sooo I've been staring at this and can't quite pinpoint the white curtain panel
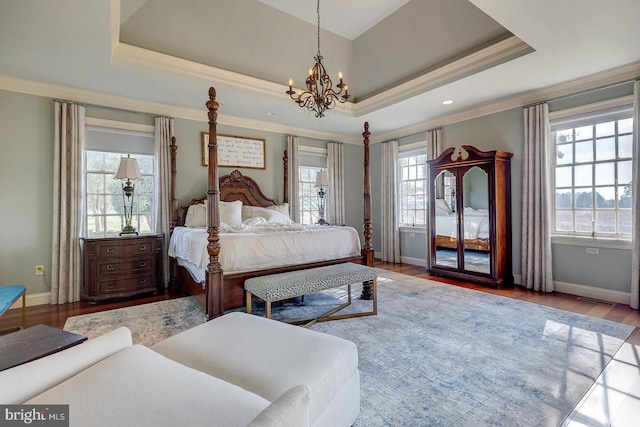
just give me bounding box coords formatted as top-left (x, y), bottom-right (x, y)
top-left (287, 136), bottom-right (301, 223)
top-left (327, 142), bottom-right (345, 225)
top-left (630, 80), bottom-right (640, 309)
top-left (381, 140), bottom-right (400, 262)
top-left (155, 116), bottom-right (174, 286)
top-left (521, 103), bottom-right (554, 292)
top-left (426, 128), bottom-right (442, 268)
top-left (51, 102), bottom-right (86, 304)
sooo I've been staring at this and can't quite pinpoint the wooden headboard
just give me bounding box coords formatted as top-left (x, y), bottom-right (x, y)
top-left (179, 169), bottom-right (277, 224)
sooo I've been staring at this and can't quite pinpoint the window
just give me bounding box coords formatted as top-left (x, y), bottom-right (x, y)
top-left (298, 149), bottom-right (327, 225)
top-left (84, 123), bottom-right (156, 237)
top-left (399, 149), bottom-right (427, 227)
top-left (551, 105), bottom-right (634, 238)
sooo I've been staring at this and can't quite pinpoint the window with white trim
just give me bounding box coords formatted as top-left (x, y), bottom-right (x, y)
top-left (551, 105), bottom-right (634, 238)
top-left (298, 149), bottom-right (327, 225)
top-left (399, 148), bottom-right (427, 227)
top-left (84, 123), bottom-right (156, 237)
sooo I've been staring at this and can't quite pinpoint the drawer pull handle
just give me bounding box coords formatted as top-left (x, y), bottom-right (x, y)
top-left (106, 247), bottom-right (116, 253)
top-left (138, 261), bottom-right (146, 268)
top-left (107, 281), bottom-right (116, 289)
top-left (138, 245), bottom-right (146, 251)
top-left (138, 279), bottom-right (147, 285)
top-left (106, 264), bottom-right (116, 271)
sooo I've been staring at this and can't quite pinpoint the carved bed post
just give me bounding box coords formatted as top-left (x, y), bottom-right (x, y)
top-left (361, 122), bottom-right (375, 300)
top-left (283, 149), bottom-right (289, 203)
top-left (206, 87), bottom-right (224, 319)
top-left (168, 136), bottom-right (179, 288)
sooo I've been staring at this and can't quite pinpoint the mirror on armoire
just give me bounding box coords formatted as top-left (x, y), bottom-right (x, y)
top-left (461, 166), bottom-right (490, 274)
top-left (433, 169), bottom-right (457, 269)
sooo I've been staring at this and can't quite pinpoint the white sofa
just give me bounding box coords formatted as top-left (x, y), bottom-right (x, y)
top-left (0, 312), bottom-right (360, 427)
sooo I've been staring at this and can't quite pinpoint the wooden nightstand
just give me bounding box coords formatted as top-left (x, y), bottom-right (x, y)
top-left (80, 234), bottom-right (164, 302)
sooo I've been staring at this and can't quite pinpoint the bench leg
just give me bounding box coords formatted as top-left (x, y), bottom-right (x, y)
top-left (246, 291), bottom-right (252, 314)
top-left (265, 301), bottom-right (272, 319)
top-left (20, 292), bottom-right (26, 329)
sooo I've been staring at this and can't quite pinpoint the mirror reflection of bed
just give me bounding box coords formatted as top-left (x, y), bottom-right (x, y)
top-left (433, 166), bottom-right (490, 275)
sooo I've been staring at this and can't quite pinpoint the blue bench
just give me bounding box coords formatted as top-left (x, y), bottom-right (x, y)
top-left (0, 285), bottom-right (26, 333)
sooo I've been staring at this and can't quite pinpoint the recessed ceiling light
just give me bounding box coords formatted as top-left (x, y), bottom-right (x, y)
top-left (442, 100), bottom-right (454, 105)
top-left (266, 112), bottom-right (276, 116)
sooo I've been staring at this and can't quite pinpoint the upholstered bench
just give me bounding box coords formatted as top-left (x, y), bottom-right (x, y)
top-left (244, 263), bottom-right (378, 326)
top-left (0, 285), bottom-right (26, 333)
top-left (152, 311), bottom-right (361, 427)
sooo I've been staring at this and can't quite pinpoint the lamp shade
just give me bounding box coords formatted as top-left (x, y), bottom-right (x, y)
top-left (315, 170), bottom-right (329, 188)
top-left (115, 155), bottom-right (142, 180)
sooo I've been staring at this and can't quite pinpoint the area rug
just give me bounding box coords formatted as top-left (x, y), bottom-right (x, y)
top-left (63, 271), bottom-right (634, 427)
top-left (63, 297), bottom-right (208, 346)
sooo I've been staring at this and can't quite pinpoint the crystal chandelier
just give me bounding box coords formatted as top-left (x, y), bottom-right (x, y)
top-left (286, 0), bottom-right (349, 118)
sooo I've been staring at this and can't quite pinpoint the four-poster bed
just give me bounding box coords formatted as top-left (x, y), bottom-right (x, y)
top-left (169, 87), bottom-right (374, 319)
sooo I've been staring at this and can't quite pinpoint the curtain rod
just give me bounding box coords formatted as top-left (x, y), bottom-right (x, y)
top-left (52, 98), bottom-right (169, 119)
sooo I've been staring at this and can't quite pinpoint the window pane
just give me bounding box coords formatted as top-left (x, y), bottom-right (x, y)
top-left (574, 190), bottom-right (592, 208)
top-left (619, 118), bottom-right (633, 134)
top-left (595, 210), bottom-right (615, 233)
top-left (555, 144), bottom-right (572, 165)
top-left (574, 125), bottom-right (593, 140)
top-left (619, 134), bottom-right (633, 158)
top-left (595, 162), bottom-right (615, 186)
top-left (556, 190), bottom-right (572, 208)
top-left (617, 160), bottom-right (632, 185)
top-left (556, 166), bottom-right (572, 187)
top-left (618, 185), bottom-right (632, 208)
top-left (574, 141), bottom-right (593, 163)
top-left (86, 173), bottom-right (104, 193)
top-left (86, 151), bottom-right (104, 171)
top-left (575, 210), bottom-right (592, 232)
top-left (595, 187), bottom-right (615, 208)
top-left (555, 210), bottom-right (573, 231)
top-left (574, 164), bottom-right (592, 187)
top-left (555, 129), bottom-right (573, 143)
top-left (595, 137), bottom-right (615, 161)
top-left (595, 121), bottom-right (615, 137)
top-left (619, 210), bottom-right (632, 235)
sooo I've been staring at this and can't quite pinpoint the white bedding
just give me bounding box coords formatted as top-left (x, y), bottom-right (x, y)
top-left (436, 207), bottom-right (489, 240)
top-left (169, 219), bottom-right (362, 282)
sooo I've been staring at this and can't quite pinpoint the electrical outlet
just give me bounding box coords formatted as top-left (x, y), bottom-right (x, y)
top-left (585, 247), bottom-right (599, 255)
top-left (35, 265), bottom-right (45, 276)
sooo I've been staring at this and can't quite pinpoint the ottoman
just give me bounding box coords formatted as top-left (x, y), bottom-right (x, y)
top-left (152, 312), bottom-right (360, 427)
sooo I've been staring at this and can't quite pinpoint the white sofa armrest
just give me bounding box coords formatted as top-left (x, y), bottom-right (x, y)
top-left (0, 326), bottom-right (132, 403)
top-left (247, 384), bottom-right (311, 427)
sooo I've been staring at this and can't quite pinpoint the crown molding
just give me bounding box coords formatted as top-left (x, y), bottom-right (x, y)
top-left (353, 35), bottom-right (532, 116)
top-left (373, 61), bottom-right (640, 143)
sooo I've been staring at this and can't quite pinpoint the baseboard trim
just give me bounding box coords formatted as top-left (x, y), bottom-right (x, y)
top-left (7, 292), bottom-right (51, 310)
top-left (553, 281), bottom-right (630, 305)
top-left (400, 256), bottom-right (426, 267)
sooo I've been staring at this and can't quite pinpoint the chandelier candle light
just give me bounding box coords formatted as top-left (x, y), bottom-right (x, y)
top-left (286, 0), bottom-right (349, 118)
top-left (315, 170), bottom-right (330, 225)
top-left (115, 154), bottom-right (143, 236)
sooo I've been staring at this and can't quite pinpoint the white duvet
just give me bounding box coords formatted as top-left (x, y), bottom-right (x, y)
top-left (435, 207), bottom-right (490, 240)
top-left (169, 218), bottom-right (362, 282)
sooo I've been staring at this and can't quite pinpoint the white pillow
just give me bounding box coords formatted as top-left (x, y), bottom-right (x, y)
top-left (266, 203), bottom-right (290, 218)
top-left (220, 200), bottom-right (243, 226)
top-left (435, 199), bottom-right (451, 214)
top-left (242, 205), bottom-right (292, 224)
top-left (184, 203), bottom-right (206, 227)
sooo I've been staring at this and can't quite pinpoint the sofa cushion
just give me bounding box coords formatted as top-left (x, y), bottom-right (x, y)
top-left (0, 326), bottom-right (132, 404)
top-left (27, 345), bottom-right (272, 427)
top-left (152, 312), bottom-right (359, 424)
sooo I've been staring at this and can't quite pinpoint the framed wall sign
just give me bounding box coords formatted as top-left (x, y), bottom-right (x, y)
top-left (201, 132), bottom-right (266, 169)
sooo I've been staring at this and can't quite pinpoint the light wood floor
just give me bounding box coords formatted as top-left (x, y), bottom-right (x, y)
top-left (2, 261), bottom-right (638, 426)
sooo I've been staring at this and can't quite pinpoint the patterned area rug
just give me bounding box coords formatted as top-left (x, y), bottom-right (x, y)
top-left (64, 271), bottom-right (634, 426)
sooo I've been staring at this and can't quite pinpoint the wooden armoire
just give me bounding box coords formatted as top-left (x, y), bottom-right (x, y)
top-left (427, 145), bottom-right (513, 288)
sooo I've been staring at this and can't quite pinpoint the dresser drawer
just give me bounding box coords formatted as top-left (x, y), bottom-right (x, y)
top-left (97, 258), bottom-right (153, 276)
top-left (96, 274), bottom-right (155, 295)
top-left (95, 240), bottom-right (153, 258)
